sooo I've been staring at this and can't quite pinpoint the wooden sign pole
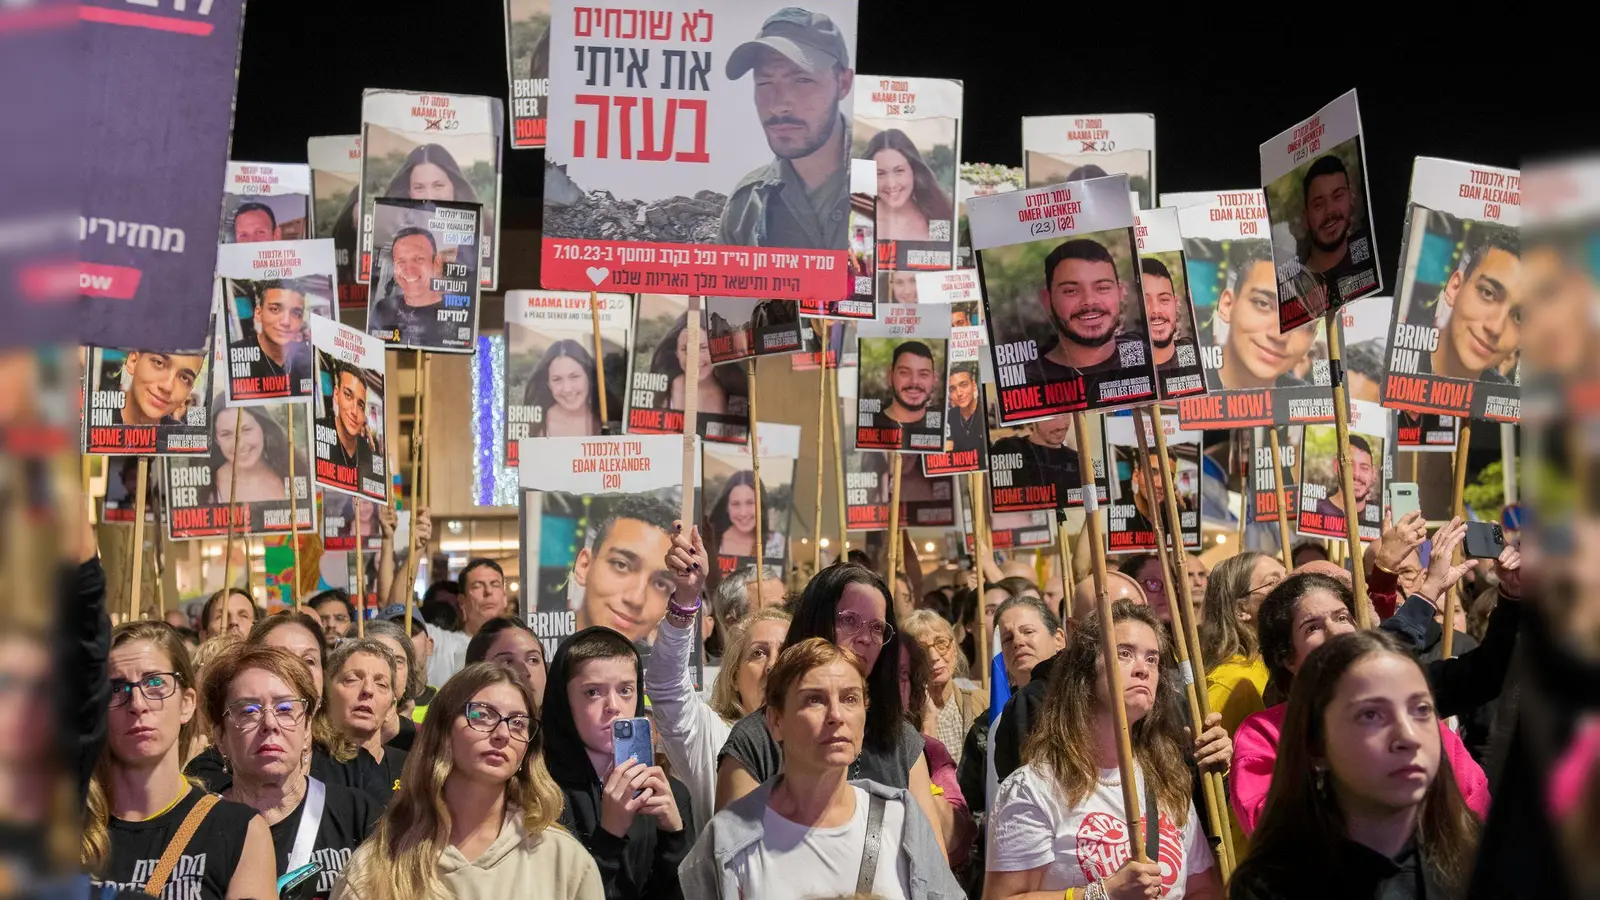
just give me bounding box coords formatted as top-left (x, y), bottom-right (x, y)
top-left (970, 471), bottom-right (991, 688)
top-left (402, 350), bottom-right (426, 613)
top-left (679, 297), bottom-right (701, 528)
top-left (591, 291), bottom-right (610, 432)
top-left (829, 365), bottom-right (846, 553)
top-left (1267, 427), bottom-right (1293, 569)
top-left (129, 457), bottom-right (149, 622)
top-left (886, 452), bottom-right (904, 613)
top-left (1443, 419), bottom-right (1474, 658)
top-left (813, 329), bottom-right (827, 574)
top-left (747, 357), bottom-right (764, 583)
top-left (220, 415), bottom-right (244, 590)
top-left (287, 407), bottom-right (302, 610)
top-left (353, 508), bottom-right (366, 637)
top-left (1325, 312), bottom-right (1370, 627)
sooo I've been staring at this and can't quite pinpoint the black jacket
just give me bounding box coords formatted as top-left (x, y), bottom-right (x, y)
top-left (1231, 837), bottom-right (1453, 900)
top-left (542, 626), bottom-right (693, 900)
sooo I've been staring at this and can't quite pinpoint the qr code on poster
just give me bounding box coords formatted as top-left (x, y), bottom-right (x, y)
top-left (1177, 344), bottom-right (1197, 368)
top-left (929, 219), bottom-right (951, 242)
top-left (1349, 236), bottom-right (1370, 266)
top-left (1312, 359), bottom-right (1330, 383)
top-left (458, 327), bottom-right (472, 340)
top-left (1117, 340), bottom-right (1144, 368)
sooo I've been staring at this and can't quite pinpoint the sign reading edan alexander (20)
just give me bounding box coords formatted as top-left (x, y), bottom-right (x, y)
top-left (541, 1), bottom-right (861, 301)
top-left (80, 0), bottom-right (247, 352)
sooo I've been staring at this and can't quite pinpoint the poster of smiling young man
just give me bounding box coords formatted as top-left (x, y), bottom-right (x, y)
top-left (310, 315), bottom-right (388, 502)
top-left (702, 422), bottom-right (799, 577)
top-left (82, 345), bottom-right (212, 456)
top-left (519, 434), bottom-right (699, 663)
top-left (968, 173), bottom-right (1157, 424)
top-left (855, 304), bottom-right (951, 453)
top-left (836, 369), bottom-right (953, 530)
top-left (221, 162), bottom-right (312, 245)
top-left (1260, 90), bottom-right (1382, 331)
top-left (541, 1), bottom-right (861, 301)
top-left (218, 240), bottom-right (336, 405)
top-left (705, 297), bottom-right (805, 364)
top-left (1102, 410), bottom-right (1200, 555)
top-left (1382, 157), bottom-right (1523, 423)
top-left (307, 135), bottom-right (369, 310)
top-left (1297, 399), bottom-right (1388, 543)
top-left (504, 290), bottom-right (632, 470)
top-left (626, 293), bottom-right (750, 443)
top-left (365, 197), bottom-right (482, 353)
top-left (1135, 206), bottom-right (1206, 400)
top-left (1173, 190), bottom-right (1334, 430)
top-left (854, 75), bottom-right (961, 282)
top-left (359, 89), bottom-right (503, 290)
top-left (1022, 114), bottom-right (1156, 209)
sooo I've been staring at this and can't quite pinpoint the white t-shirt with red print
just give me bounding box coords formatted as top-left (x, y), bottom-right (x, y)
top-left (988, 763), bottom-right (1214, 898)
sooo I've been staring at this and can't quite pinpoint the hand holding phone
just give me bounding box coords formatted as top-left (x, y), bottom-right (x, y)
top-left (1387, 482), bottom-right (1420, 521)
top-left (612, 717), bottom-right (654, 769)
top-left (1463, 522), bottom-right (1507, 560)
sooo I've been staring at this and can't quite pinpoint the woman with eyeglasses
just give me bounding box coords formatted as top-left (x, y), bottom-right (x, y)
top-left (465, 616), bottom-right (548, 706)
top-left (713, 562), bottom-right (948, 856)
top-left (204, 644), bottom-right (378, 900)
top-left (331, 662), bottom-right (602, 900)
top-left (901, 610), bottom-right (985, 767)
top-left (1197, 551), bottom-right (1284, 737)
top-left (84, 622), bottom-right (277, 900)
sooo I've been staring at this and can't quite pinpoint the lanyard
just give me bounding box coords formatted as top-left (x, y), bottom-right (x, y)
top-left (288, 778), bottom-right (326, 872)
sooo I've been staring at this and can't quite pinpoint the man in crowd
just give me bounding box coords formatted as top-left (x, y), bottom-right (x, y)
top-left (720, 8), bottom-right (854, 250)
top-left (311, 590), bottom-right (356, 642)
top-left (231, 201), bottom-right (281, 243)
top-left (115, 351), bottom-right (205, 426)
top-left (1035, 238), bottom-right (1147, 382)
top-left (421, 557), bottom-right (511, 686)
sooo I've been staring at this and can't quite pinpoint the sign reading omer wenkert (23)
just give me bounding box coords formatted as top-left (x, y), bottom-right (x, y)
top-left (541, 0), bottom-right (861, 301)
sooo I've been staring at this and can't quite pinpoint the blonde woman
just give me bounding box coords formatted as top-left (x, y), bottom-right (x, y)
top-left (84, 622), bottom-right (276, 899)
top-left (331, 662), bottom-right (600, 900)
top-left (901, 610), bottom-right (985, 765)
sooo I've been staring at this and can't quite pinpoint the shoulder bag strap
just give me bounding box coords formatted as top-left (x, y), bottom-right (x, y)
top-left (143, 793), bottom-right (220, 898)
top-left (854, 792), bottom-right (888, 896)
top-left (287, 777), bottom-right (327, 872)
top-left (1144, 773), bottom-right (1159, 863)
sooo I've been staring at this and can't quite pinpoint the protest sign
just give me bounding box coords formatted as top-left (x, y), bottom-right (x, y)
top-left (855, 76), bottom-right (961, 284)
top-left (855, 304), bottom-right (951, 453)
top-left (221, 162), bottom-right (311, 244)
top-left (986, 383), bottom-right (1108, 513)
top-left (366, 198), bottom-right (482, 353)
top-left (504, 291), bottom-right (631, 468)
top-left (82, 345), bottom-right (212, 456)
top-left (1103, 411), bottom-right (1200, 555)
top-left (81, 0), bottom-right (247, 351)
top-left (541, 1), bottom-right (861, 300)
top-left (1396, 411), bottom-right (1458, 451)
top-left (791, 320), bottom-right (859, 370)
top-left (359, 89), bottom-right (503, 290)
top-left (702, 422), bottom-right (799, 577)
top-left (915, 267), bottom-right (985, 330)
top-left (1248, 425), bottom-right (1301, 526)
top-left (706, 297), bottom-right (805, 364)
top-left (802, 159), bottom-right (879, 319)
top-left (1382, 157), bottom-right (1522, 422)
top-left (218, 240), bottom-right (335, 405)
top-left (1297, 399), bottom-right (1388, 543)
top-left (1173, 190), bottom-right (1334, 429)
top-left (505, 0), bottom-right (553, 148)
top-left (310, 314), bottom-right (389, 502)
top-left (1260, 90), bottom-right (1382, 330)
top-left (922, 324), bottom-right (988, 476)
top-left (968, 173), bottom-right (1157, 423)
top-left (307, 135), bottom-right (368, 310)
top-left (957, 163), bottom-right (1022, 269)
top-left (323, 494), bottom-right (386, 552)
top-left (102, 456), bottom-right (162, 526)
top-left (1022, 114), bottom-right (1156, 208)
top-left (626, 293), bottom-right (750, 442)
top-left (959, 481), bottom-right (1053, 551)
top-left (1134, 206), bottom-right (1206, 399)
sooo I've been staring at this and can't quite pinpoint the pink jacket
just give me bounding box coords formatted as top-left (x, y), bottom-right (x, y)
top-left (1231, 702), bottom-right (1491, 835)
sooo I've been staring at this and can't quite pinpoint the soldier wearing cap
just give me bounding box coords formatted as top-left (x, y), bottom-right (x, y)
top-left (719, 7), bottom-right (855, 251)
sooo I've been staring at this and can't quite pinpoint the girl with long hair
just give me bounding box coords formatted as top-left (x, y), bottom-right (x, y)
top-left (85, 622), bottom-right (277, 899)
top-left (382, 144), bottom-right (479, 206)
top-left (1197, 551), bottom-right (1284, 736)
top-left (651, 313), bottom-right (742, 416)
top-left (986, 601), bottom-right (1225, 900)
top-left (523, 339), bottom-right (613, 438)
top-left (205, 644), bottom-right (379, 898)
top-left (465, 616), bottom-right (549, 707)
top-left (707, 469), bottom-right (782, 561)
top-left (207, 397), bottom-right (309, 505)
top-left (713, 562), bottom-right (946, 856)
top-left (1231, 630), bottom-right (1480, 899)
top-left (865, 128), bottom-right (955, 244)
top-left (331, 663), bottom-right (600, 900)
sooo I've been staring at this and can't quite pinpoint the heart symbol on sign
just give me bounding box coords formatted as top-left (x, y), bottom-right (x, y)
top-left (585, 266), bottom-right (610, 286)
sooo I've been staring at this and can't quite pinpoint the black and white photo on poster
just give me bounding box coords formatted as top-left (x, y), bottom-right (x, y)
top-left (218, 240), bottom-right (335, 405)
top-left (1260, 90), bottom-right (1382, 330)
top-left (310, 314), bottom-right (388, 503)
top-left (968, 173), bottom-right (1156, 423)
top-left (1381, 157), bottom-right (1522, 423)
top-left (359, 89), bottom-right (502, 289)
top-left (855, 303), bottom-right (951, 453)
top-left (1022, 114), bottom-right (1155, 209)
top-left (504, 291), bottom-right (631, 469)
top-left (366, 198), bottom-right (482, 353)
top-left (701, 422), bottom-right (799, 577)
top-left (221, 161), bottom-right (311, 244)
top-left (307, 135), bottom-right (369, 310)
top-left (625, 293), bottom-right (749, 443)
top-left (1102, 409), bottom-right (1199, 556)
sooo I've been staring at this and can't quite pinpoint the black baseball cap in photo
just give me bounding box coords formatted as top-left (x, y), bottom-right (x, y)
top-left (381, 603), bottom-right (427, 629)
top-left (726, 7), bottom-right (850, 79)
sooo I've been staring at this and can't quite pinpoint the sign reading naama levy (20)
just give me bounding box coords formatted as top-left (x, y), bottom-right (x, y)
top-left (542, 1), bottom-right (860, 301)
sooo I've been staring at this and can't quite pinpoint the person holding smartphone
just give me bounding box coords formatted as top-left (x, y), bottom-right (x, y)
top-left (540, 627), bottom-right (693, 900)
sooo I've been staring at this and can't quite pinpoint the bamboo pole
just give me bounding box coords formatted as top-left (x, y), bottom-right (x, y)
top-left (1235, 432), bottom-right (1249, 548)
top-left (679, 297), bottom-right (701, 527)
top-left (813, 324), bottom-right (827, 574)
top-left (1268, 427), bottom-right (1293, 569)
top-left (129, 457), bottom-right (149, 622)
top-left (287, 406), bottom-right (303, 610)
top-left (220, 412), bottom-right (244, 591)
top-left (1144, 407), bottom-right (1235, 878)
top-left (886, 452), bottom-right (904, 592)
top-left (421, 352), bottom-right (434, 512)
top-left (402, 349), bottom-right (425, 612)
top-left (1443, 419), bottom-right (1473, 658)
top-left (591, 291), bottom-right (610, 432)
top-left (970, 471), bottom-right (991, 689)
top-left (830, 365), bottom-right (846, 553)
top-left (1072, 411), bottom-right (1144, 860)
top-left (354, 505), bottom-right (366, 637)
top-left (1325, 312), bottom-right (1370, 628)
top-left (747, 357), bottom-right (763, 584)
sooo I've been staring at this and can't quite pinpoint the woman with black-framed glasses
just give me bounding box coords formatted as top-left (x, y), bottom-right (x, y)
top-left (203, 644), bottom-right (378, 900)
top-left (331, 662), bottom-right (601, 900)
top-left (711, 562), bottom-right (947, 857)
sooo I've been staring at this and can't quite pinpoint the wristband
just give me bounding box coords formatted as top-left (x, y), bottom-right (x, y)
top-left (666, 592), bottom-right (701, 620)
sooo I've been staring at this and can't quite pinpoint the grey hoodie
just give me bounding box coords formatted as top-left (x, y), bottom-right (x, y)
top-left (678, 777), bottom-right (964, 900)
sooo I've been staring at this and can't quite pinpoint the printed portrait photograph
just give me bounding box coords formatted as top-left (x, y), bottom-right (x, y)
top-left (702, 442), bottom-right (794, 567)
top-left (224, 274), bottom-right (333, 398)
top-left (506, 315), bottom-right (628, 443)
top-left (1024, 151), bottom-right (1152, 210)
top-left (852, 116), bottom-right (957, 250)
top-left (1392, 210), bottom-right (1523, 387)
top-left (221, 192), bottom-right (309, 244)
top-left (1183, 236), bottom-right (1329, 393)
top-left (856, 336), bottom-right (948, 452)
top-left (1264, 137), bottom-right (1377, 322)
top-left (363, 125), bottom-right (497, 276)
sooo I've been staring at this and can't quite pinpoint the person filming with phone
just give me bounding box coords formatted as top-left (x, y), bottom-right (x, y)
top-left (540, 626), bottom-right (692, 900)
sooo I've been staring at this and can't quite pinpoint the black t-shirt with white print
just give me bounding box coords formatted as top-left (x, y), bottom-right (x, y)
top-left (94, 785), bottom-right (256, 900)
top-left (268, 780), bottom-right (381, 900)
